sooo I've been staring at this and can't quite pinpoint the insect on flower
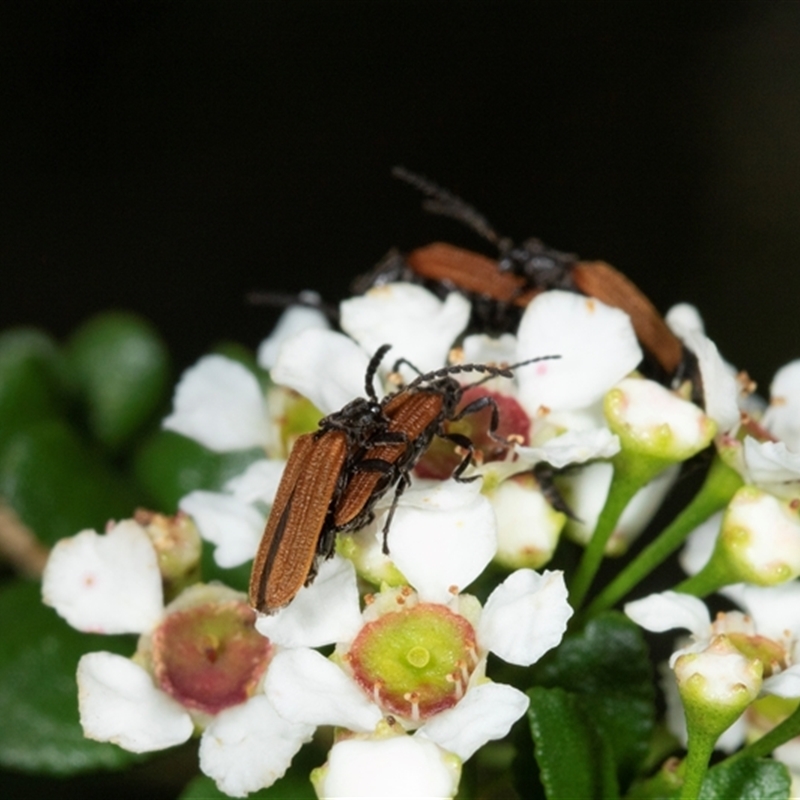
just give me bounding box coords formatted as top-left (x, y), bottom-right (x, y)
top-left (354, 167), bottom-right (687, 383)
top-left (249, 345), bottom-right (559, 615)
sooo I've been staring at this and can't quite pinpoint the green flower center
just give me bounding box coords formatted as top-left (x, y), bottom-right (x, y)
top-left (347, 603), bottom-right (478, 722)
top-left (151, 600), bottom-right (271, 715)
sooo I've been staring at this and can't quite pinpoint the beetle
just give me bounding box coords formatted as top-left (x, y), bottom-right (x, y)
top-left (249, 345), bottom-right (558, 614)
top-left (355, 167), bottom-right (687, 383)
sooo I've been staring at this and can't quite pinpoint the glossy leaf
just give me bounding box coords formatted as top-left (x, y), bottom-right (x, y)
top-left (0, 580), bottom-right (141, 774)
top-left (66, 311), bottom-right (170, 452)
top-left (528, 685), bottom-right (619, 800)
top-left (0, 419), bottom-right (141, 546)
top-left (530, 612), bottom-right (655, 787)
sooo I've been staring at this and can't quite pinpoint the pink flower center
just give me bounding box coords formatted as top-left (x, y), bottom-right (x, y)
top-left (151, 600), bottom-right (271, 715)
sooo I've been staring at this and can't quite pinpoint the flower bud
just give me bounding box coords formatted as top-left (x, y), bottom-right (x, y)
top-left (713, 486), bottom-right (800, 586)
top-left (604, 377), bottom-right (716, 464)
top-left (674, 634), bottom-right (762, 739)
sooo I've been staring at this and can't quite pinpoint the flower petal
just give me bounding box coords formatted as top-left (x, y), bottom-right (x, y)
top-left (384, 480), bottom-right (496, 603)
top-left (478, 569), bottom-right (572, 665)
top-left (624, 591), bottom-right (711, 637)
top-left (461, 333), bottom-right (518, 366)
top-left (667, 306), bottom-right (740, 433)
top-left (318, 735), bottom-right (461, 799)
top-left (722, 580), bottom-right (800, 643)
top-left (340, 283), bottom-right (470, 377)
top-left (199, 694), bottom-right (314, 797)
top-left (77, 652), bottom-right (192, 752)
top-left (270, 328), bottom-right (373, 414)
top-left (679, 512), bottom-right (722, 576)
top-left (225, 458), bottom-right (287, 505)
top-left (763, 360), bottom-right (800, 451)
top-left (256, 296), bottom-right (331, 370)
top-left (743, 438), bottom-right (800, 486)
top-left (42, 521), bottom-right (163, 634)
top-left (255, 556), bottom-right (363, 648)
top-left (517, 427), bottom-right (620, 469)
top-left (163, 355), bottom-right (269, 451)
top-left (179, 490), bottom-right (265, 568)
top-left (515, 291), bottom-right (642, 411)
top-left (417, 682), bottom-right (529, 761)
top-left (264, 648), bottom-right (382, 732)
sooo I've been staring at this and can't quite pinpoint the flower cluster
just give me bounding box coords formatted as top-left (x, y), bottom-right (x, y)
top-left (40, 235), bottom-right (800, 798)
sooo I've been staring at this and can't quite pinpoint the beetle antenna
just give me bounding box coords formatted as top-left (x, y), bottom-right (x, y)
top-left (366, 344), bottom-right (392, 402)
top-left (392, 166), bottom-right (502, 247)
top-left (404, 354), bottom-right (560, 390)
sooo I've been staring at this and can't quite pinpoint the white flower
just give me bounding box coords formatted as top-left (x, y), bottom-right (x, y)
top-left (42, 521), bottom-right (314, 797)
top-left (626, 589), bottom-right (800, 702)
top-left (179, 459), bottom-right (284, 569)
top-left (261, 558), bottom-right (572, 763)
top-left (163, 355), bottom-right (270, 452)
top-left (256, 295), bottom-right (331, 370)
top-left (340, 282), bottom-right (472, 378)
top-left (762, 360), bottom-right (800, 452)
top-left (313, 733), bottom-right (461, 799)
top-left (666, 303), bottom-right (741, 432)
top-left (514, 290), bottom-right (643, 412)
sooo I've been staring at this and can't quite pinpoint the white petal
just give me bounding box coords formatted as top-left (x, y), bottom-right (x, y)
top-left (225, 459), bottom-right (287, 505)
top-left (163, 355), bottom-right (269, 451)
top-left (264, 649), bottom-right (382, 732)
top-left (515, 291), bottom-right (642, 411)
top-left (490, 479), bottom-right (564, 570)
top-left (256, 296), bottom-right (331, 370)
top-left (722, 581), bottom-right (800, 643)
top-left (417, 682), bottom-right (529, 761)
top-left (743, 438), bottom-right (800, 485)
top-left (624, 591), bottom-right (711, 637)
top-left (478, 569), bottom-right (572, 665)
top-left (271, 328), bottom-right (373, 414)
top-left (460, 333), bottom-right (518, 366)
top-left (77, 652), bottom-right (192, 752)
top-left (517, 427), bottom-right (620, 469)
top-left (340, 283), bottom-right (470, 377)
top-left (763, 360), bottom-right (800, 451)
top-left (179, 491), bottom-right (265, 568)
top-left (665, 321), bottom-right (740, 433)
top-left (666, 303), bottom-right (706, 338)
top-left (763, 664), bottom-right (800, 698)
top-left (42, 521), bottom-right (163, 634)
top-left (319, 735), bottom-right (461, 799)
top-left (199, 694), bottom-right (314, 798)
top-left (679, 512), bottom-right (723, 576)
top-left (255, 557), bottom-right (363, 648)
top-left (384, 480), bottom-right (496, 603)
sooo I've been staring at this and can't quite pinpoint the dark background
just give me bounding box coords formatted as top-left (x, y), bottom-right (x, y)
top-left (3, 1), bottom-right (800, 391)
top-left (2, 3), bottom-right (800, 797)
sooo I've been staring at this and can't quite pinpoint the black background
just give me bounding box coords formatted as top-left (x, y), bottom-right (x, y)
top-left (3, 3), bottom-right (800, 797)
top-left (3, 1), bottom-right (800, 391)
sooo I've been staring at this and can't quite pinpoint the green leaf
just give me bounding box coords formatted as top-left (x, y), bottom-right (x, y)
top-left (0, 328), bottom-right (70, 456)
top-left (0, 418), bottom-right (141, 546)
top-left (699, 756), bottom-right (790, 800)
top-left (0, 580), bottom-right (141, 775)
top-left (528, 685), bottom-right (619, 800)
top-left (179, 770), bottom-right (316, 799)
top-left (66, 311), bottom-right (170, 452)
top-left (531, 612), bottom-right (656, 787)
top-left (132, 429), bottom-right (264, 514)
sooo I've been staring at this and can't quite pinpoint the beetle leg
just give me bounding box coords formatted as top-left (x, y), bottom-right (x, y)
top-left (439, 432), bottom-right (481, 483)
top-left (380, 471), bottom-right (412, 554)
top-left (391, 357), bottom-right (423, 378)
top-left (452, 394), bottom-right (504, 442)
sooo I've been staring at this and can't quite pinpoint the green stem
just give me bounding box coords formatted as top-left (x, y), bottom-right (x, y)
top-left (583, 457), bottom-right (741, 618)
top-left (672, 564), bottom-right (729, 598)
top-left (728, 703), bottom-right (800, 763)
top-left (569, 469), bottom-right (641, 610)
top-left (679, 726), bottom-right (717, 800)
